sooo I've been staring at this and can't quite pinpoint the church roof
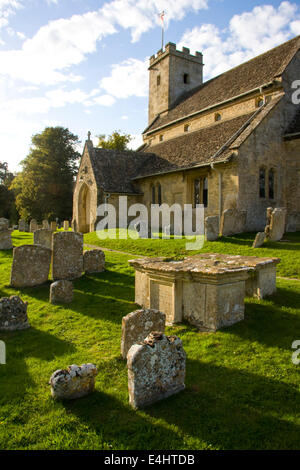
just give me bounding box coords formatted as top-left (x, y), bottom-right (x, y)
top-left (145, 35), bottom-right (300, 135)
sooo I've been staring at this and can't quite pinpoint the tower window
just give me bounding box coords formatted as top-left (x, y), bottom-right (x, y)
top-left (259, 168), bottom-right (266, 198)
top-left (184, 124), bottom-right (190, 132)
top-left (256, 97), bottom-right (264, 108)
top-left (215, 113), bottom-right (221, 122)
top-left (183, 73), bottom-right (190, 84)
top-left (157, 75), bottom-right (161, 86)
top-left (159, 134), bottom-right (164, 142)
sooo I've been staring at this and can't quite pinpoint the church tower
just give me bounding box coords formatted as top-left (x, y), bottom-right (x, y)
top-left (148, 42), bottom-right (204, 125)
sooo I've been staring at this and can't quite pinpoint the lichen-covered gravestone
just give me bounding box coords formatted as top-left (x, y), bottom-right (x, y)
top-left (42, 220), bottom-right (50, 230)
top-left (121, 309), bottom-right (166, 359)
top-left (0, 296), bottom-right (30, 331)
top-left (18, 219), bottom-right (28, 232)
top-left (52, 232), bottom-right (83, 280)
top-left (50, 280), bottom-right (73, 304)
top-left (63, 220), bottom-right (69, 230)
top-left (0, 218), bottom-right (9, 231)
top-left (0, 218), bottom-right (12, 250)
top-left (34, 229), bottom-right (53, 250)
top-left (29, 219), bottom-right (38, 232)
top-left (50, 221), bottom-right (57, 231)
top-left (205, 215), bottom-right (219, 241)
top-left (49, 364), bottom-right (98, 399)
top-left (268, 208), bottom-right (287, 241)
top-left (83, 249), bottom-right (105, 274)
top-left (127, 332), bottom-right (186, 408)
top-left (10, 245), bottom-right (51, 287)
top-left (220, 209), bottom-right (247, 236)
top-left (252, 232), bottom-right (265, 248)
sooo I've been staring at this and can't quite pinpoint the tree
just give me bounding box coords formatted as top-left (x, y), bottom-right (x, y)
top-left (0, 161), bottom-right (17, 222)
top-left (10, 127), bottom-right (80, 221)
top-left (97, 130), bottom-right (132, 150)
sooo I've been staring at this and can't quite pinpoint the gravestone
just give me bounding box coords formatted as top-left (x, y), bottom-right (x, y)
top-left (34, 229), bottom-right (53, 250)
top-left (268, 208), bottom-right (287, 241)
top-left (205, 215), bottom-right (219, 241)
top-left (0, 218), bottom-right (9, 231)
top-left (18, 219), bottom-right (28, 232)
top-left (252, 232), bottom-right (265, 248)
top-left (83, 249), bottom-right (105, 274)
top-left (50, 280), bottom-right (73, 304)
top-left (127, 332), bottom-right (186, 408)
top-left (52, 231), bottom-right (83, 280)
top-left (49, 364), bottom-right (98, 400)
top-left (0, 296), bottom-right (30, 331)
top-left (29, 219), bottom-right (38, 232)
top-left (10, 245), bottom-right (51, 287)
top-left (121, 309), bottom-right (166, 359)
top-left (220, 209), bottom-right (247, 236)
top-left (50, 221), bottom-right (57, 231)
top-left (63, 220), bottom-right (69, 230)
top-left (0, 229), bottom-right (13, 250)
top-left (42, 220), bottom-right (50, 230)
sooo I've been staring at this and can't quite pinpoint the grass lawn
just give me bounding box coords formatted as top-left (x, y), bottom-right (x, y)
top-left (0, 231), bottom-right (299, 450)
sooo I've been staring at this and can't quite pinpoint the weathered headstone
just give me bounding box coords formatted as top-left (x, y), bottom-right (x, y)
top-left (121, 309), bottom-right (166, 359)
top-left (50, 221), bottom-right (57, 231)
top-left (0, 296), bottom-right (30, 331)
top-left (52, 231), bottom-right (83, 280)
top-left (252, 232), bottom-right (265, 248)
top-left (50, 280), bottom-right (73, 304)
top-left (205, 215), bottom-right (219, 241)
top-left (0, 229), bottom-right (13, 249)
top-left (42, 220), bottom-right (50, 229)
top-left (63, 220), bottom-right (69, 231)
top-left (268, 208), bottom-right (287, 241)
top-left (220, 209), bottom-right (247, 236)
top-left (49, 364), bottom-right (98, 400)
top-left (34, 229), bottom-right (53, 250)
top-left (83, 249), bottom-right (105, 274)
top-left (10, 245), bottom-right (51, 287)
top-left (127, 332), bottom-right (186, 409)
top-left (18, 219), bottom-right (28, 232)
top-left (0, 218), bottom-right (9, 231)
top-left (29, 219), bottom-right (38, 232)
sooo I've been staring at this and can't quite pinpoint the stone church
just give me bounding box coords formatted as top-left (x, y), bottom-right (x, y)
top-left (73, 35), bottom-right (300, 234)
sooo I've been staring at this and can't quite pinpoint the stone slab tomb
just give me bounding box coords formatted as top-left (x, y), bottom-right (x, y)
top-left (52, 231), bottom-right (83, 280)
top-left (205, 215), bottom-right (219, 241)
top-left (50, 280), bottom-right (73, 304)
top-left (49, 364), bottom-right (98, 400)
top-left (10, 245), bottom-right (51, 288)
top-left (121, 309), bottom-right (166, 359)
top-left (129, 253), bottom-right (280, 331)
top-left (34, 229), bottom-right (53, 250)
top-left (0, 296), bottom-right (30, 331)
top-left (127, 332), bottom-right (186, 409)
top-left (83, 249), bottom-right (105, 274)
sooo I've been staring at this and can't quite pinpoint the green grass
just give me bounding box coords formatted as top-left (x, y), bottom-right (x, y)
top-left (85, 230), bottom-right (300, 278)
top-left (0, 231), bottom-right (299, 449)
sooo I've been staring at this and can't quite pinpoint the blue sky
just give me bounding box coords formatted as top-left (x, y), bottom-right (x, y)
top-left (0, 0), bottom-right (299, 171)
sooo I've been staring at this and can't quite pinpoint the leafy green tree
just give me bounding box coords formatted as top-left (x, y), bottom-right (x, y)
top-left (0, 161), bottom-right (17, 222)
top-left (10, 127), bottom-right (80, 221)
top-left (97, 130), bottom-right (132, 150)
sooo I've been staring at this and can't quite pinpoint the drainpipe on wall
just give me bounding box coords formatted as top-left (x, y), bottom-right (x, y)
top-left (210, 162), bottom-right (222, 234)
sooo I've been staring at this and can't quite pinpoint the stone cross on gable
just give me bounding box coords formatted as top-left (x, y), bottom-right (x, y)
top-left (87, 131), bottom-right (91, 141)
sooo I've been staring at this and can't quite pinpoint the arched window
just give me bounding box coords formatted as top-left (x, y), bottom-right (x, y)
top-left (259, 168), bottom-right (266, 198)
top-left (268, 169), bottom-right (275, 199)
top-left (184, 124), bottom-right (190, 132)
top-left (157, 183), bottom-right (162, 205)
top-left (151, 185), bottom-right (156, 204)
top-left (194, 179), bottom-right (200, 207)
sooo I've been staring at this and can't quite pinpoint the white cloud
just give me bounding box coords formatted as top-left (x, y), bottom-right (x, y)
top-left (0, 0), bottom-right (22, 42)
top-left (178, 1), bottom-right (300, 79)
top-left (128, 133), bottom-right (144, 150)
top-left (100, 58), bottom-right (148, 98)
top-left (92, 94), bottom-right (116, 106)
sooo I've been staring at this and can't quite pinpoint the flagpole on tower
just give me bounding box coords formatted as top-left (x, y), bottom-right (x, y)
top-left (160, 11), bottom-right (165, 50)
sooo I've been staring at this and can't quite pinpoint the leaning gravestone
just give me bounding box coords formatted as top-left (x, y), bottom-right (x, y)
top-left (252, 232), bottom-right (265, 248)
top-left (268, 208), bottom-right (287, 241)
top-left (10, 245), bottom-right (51, 287)
top-left (220, 209), bottom-right (247, 236)
top-left (0, 296), bottom-right (30, 331)
top-left (52, 231), bottom-right (83, 280)
top-left (34, 229), bottom-right (53, 250)
top-left (127, 332), bottom-right (186, 408)
top-left (29, 219), bottom-right (38, 232)
top-left (49, 364), bottom-right (98, 400)
top-left (83, 249), bottom-right (105, 274)
top-left (50, 280), bottom-right (73, 304)
top-left (205, 215), bottom-right (219, 241)
top-left (121, 309), bottom-right (166, 360)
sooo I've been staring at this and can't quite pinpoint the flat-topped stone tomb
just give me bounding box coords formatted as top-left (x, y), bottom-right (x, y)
top-left (129, 253), bottom-right (280, 331)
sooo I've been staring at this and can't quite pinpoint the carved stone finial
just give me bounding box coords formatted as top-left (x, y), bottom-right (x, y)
top-left (87, 131), bottom-right (91, 141)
